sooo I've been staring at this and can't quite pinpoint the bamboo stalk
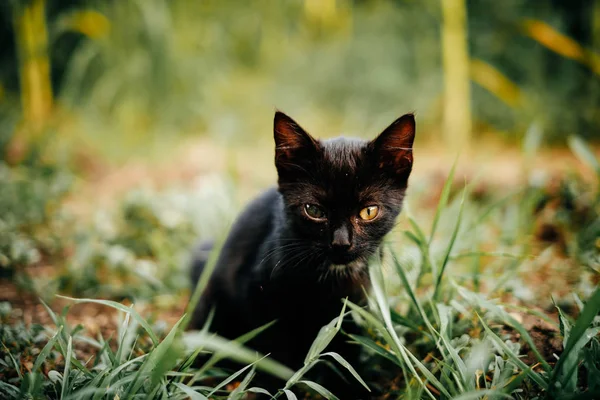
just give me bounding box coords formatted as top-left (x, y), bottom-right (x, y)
top-left (13, 0), bottom-right (53, 131)
top-left (441, 0), bottom-right (471, 151)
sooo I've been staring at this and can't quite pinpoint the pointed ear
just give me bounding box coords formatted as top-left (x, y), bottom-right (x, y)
top-left (369, 113), bottom-right (415, 180)
top-left (274, 111), bottom-right (319, 172)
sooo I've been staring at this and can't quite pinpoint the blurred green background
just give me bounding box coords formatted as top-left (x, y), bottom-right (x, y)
top-left (1, 0), bottom-right (599, 163)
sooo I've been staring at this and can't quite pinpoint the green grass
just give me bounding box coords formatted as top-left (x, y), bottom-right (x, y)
top-left (1, 114), bottom-right (600, 400)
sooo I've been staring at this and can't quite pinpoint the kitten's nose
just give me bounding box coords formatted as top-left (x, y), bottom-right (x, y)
top-left (331, 226), bottom-right (351, 250)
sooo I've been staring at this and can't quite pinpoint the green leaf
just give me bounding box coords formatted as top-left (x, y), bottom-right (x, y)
top-left (60, 336), bottom-right (73, 399)
top-left (322, 352), bottom-right (370, 391)
top-left (229, 366), bottom-right (257, 400)
top-left (478, 314), bottom-right (548, 390)
top-left (208, 356), bottom-right (265, 396)
top-left (0, 381), bottom-right (20, 398)
top-left (1, 342), bottom-right (22, 380)
top-left (184, 234), bottom-right (227, 331)
top-left (369, 260), bottom-right (450, 399)
top-left (32, 326), bottom-right (63, 372)
top-left (124, 314), bottom-right (186, 398)
top-left (299, 380), bottom-right (339, 400)
top-left (568, 135), bottom-right (600, 175)
top-left (433, 185), bottom-right (466, 301)
top-left (451, 389), bottom-right (513, 400)
top-left (56, 295), bottom-right (159, 345)
top-left (283, 389), bottom-right (298, 400)
top-left (304, 299), bottom-right (347, 364)
top-left (183, 332), bottom-right (294, 381)
top-left (348, 334), bottom-right (400, 366)
top-left (552, 287), bottom-right (600, 390)
top-left (429, 158), bottom-right (458, 245)
top-left (246, 387), bottom-right (274, 398)
top-left (458, 285), bottom-right (551, 372)
top-left (173, 382), bottom-right (208, 400)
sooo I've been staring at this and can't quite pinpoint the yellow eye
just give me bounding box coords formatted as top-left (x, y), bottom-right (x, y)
top-left (304, 204), bottom-right (326, 220)
top-left (359, 206), bottom-right (379, 221)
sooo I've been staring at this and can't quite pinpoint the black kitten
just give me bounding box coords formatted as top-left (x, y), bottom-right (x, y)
top-left (189, 111), bottom-right (415, 396)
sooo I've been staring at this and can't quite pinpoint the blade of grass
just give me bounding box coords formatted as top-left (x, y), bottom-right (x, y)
top-left (304, 299), bottom-right (348, 364)
top-left (451, 389), bottom-right (513, 400)
top-left (32, 326), bottom-right (63, 372)
top-left (1, 342), bottom-right (22, 380)
top-left (429, 158), bottom-right (458, 245)
top-left (188, 320), bottom-right (277, 385)
top-left (568, 135), bottom-right (600, 176)
top-left (56, 296), bottom-right (159, 346)
top-left (347, 334), bottom-right (401, 366)
top-left (183, 332), bottom-right (294, 381)
top-left (299, 380), bottom-right (339, 400)
top-left (322, 352), bottom-right (370, 391)
top-left (183, 234), bottom-right (227, 330)
top-left (433, 185), bottom-right (466, 302)
top-left (125, 314), bottom-right (186, 398)
top-left (552, 287), bottom-right (600, 386)
top-left (457, 285), bottom-right (552, 372)
top-left (208, 356), bottom-right (265, 397)
top-left (478, 314), bottom-right (548, 390)
top-left (369, 261), bottom-right (451, 398)
top-left (229, 366), bottom-right (256, 400)
top-left (60, 336), bottom-right (73, 400)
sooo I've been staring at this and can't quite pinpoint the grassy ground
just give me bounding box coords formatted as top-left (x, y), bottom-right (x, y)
top-left (1, 135), bottom-right (599, 399)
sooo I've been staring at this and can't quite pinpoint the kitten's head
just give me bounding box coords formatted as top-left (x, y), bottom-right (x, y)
top-left (273, 111), bottom-right (415, 277)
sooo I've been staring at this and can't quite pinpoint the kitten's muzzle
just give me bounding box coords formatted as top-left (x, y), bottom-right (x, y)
top-left (329, 246), bottom-right (359, 265)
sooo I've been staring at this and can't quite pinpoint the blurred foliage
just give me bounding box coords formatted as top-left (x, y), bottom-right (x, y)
top-left (0, 128), bottom-right (72, 276)
top-left (0, 0), bottom-right (598, 159)
top-left (58, 177), bottom-right (236, 299)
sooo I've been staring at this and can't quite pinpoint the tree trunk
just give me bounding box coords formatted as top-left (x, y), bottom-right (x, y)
top-left (441, 0), bottom-right (471, 151)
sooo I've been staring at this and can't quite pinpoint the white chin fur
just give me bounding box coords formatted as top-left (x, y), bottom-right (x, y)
top-left (329, 259), bottom-right (365, 272)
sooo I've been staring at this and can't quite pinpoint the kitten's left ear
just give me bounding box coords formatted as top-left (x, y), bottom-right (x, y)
top-left (370, 113), bottom-right (415, 180)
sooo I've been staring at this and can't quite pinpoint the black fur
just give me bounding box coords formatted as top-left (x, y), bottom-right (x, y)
top-left (188, 111), bottom-right (415, 397)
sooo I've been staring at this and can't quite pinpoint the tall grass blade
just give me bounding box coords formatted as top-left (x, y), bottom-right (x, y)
top-left (229, 366), bottom-right (256, 400)
top-left (348, 334), bottom-right (401, 366)
top-left (429, 158), bottom-right (458, 245)
top-left (207, 357), bottom-right (264, 397)
top-left (183, 333), bottom-right (294, 381)
top-left (322, 352), bottom-right (369, 391)
top-left (184, 234), bottom-right (227, 330)
top-left (32, 326), bottom-right (63, 372)
top-left (369, 259), bottom-right (450, 398)
top-left (451, 389), bottom-right (513, 400)
top-left (299, 380), bottom-right (339, 400)
top-left (60, 336), bottom-right (73, 399)
top-left (457, 285), bottom-right (551, 372)
top-left (283, 389), bottom-right (299, 400)
top-left (568, 135), bottom-right (600, 176)
top-left (553, 292), bottom-right (600, 393)
top-left (478, 314), bottom-right (548, 390)
top-left (433, 185), bottom-right (466, 301)
top-left (304, 299), bottom-right (347, 364)
top-left (174, 382), bottom-right (208, 400)
top-left (56, 296), bottom-right (159, 345)
top-left (189, 320), bottom-right (276, 385)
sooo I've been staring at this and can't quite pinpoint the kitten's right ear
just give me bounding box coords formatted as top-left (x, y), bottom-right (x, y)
top-left (274, 111), bottom-right (319, 168)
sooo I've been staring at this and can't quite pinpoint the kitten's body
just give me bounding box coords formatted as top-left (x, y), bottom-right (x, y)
top-left (189, 112), bottom-right (415, 394)
top-left (190, 187), bottom-right (369, 367)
